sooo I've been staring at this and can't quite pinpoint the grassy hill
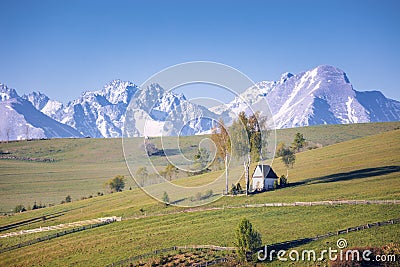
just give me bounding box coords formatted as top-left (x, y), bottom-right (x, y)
top-left (275, 121), bottom-right (400, 146)
top-left (0, 123), bottom-right (399, 266)
top-left (0, 122), bottom-right (399, 212)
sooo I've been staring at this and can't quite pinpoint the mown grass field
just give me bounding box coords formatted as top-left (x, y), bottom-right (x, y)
top-left (1, 205), bottom-right (399, 266)
top-left (0, 122), bottom-right (399, 266)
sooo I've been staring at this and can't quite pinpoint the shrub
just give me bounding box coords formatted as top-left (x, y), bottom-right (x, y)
top-left (279, 175), bottom-right (288, 187)
top-left (105, 175), bottom-right (126, 192)
top-left (14, 204), bottom-right (26, 213)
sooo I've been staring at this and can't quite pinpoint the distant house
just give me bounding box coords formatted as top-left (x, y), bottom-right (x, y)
top-left (251, 165), bottom-right (278, 191)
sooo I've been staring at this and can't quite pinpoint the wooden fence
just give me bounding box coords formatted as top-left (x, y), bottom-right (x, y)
top-left (175, 245), bottom-right (236, 251)
top-left (0, 220), bottom-right (113, 254)
top-left (261, 217), bottom-right (400, 252)
top-left (0, 155), bottom-right (55, 162)
top-left (239, 199), bottom-right (400, 208)
top-left (107, 217), bottom-right (399, 266)
top-left (0, 216), bottom-right (121, 238)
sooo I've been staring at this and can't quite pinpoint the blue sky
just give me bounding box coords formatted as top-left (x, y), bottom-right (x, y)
top-left (0, 0), bottom-right (399, 103)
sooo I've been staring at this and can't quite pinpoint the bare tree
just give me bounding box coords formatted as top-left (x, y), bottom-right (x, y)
top-left (135, 166), bottom-right (148, 186)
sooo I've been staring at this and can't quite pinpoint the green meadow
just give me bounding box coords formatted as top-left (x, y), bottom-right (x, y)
top-left (0, 122), bottom-right (399, 266)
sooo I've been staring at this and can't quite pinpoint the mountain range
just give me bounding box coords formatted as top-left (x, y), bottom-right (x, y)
top-left (1, 65), bottom-right (399, 141)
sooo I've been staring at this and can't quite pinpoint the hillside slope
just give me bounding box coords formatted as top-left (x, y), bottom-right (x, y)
top-left (0, 122), bottom-right (399, 211)
top-left (0, 124), bottom-right (399, 216)
top-left (0, 127), bottom-right (399, 265)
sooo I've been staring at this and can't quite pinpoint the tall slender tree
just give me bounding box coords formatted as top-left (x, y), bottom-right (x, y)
top-left (230, 111), bottom-right (250, 159)
top-left (281, 147), bottom-right (296, 178)
top-left (211, 118), bottom-right (231, 163)
top-left (164, 163), bottom-right (178, 181)
top-left (135, 166), bottom-right (148, 186)
top-left (230, 111), bottom-right (269, 163)
top-left (211, 118), bottom-right (231, 193)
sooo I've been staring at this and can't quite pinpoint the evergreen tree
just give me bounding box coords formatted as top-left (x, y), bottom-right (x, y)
top-left (235, 218), bottom-right (262, 262)
top-left (292, 132), bottom-right (306, 152)
top-left (279, 175), bottom-right (288, 187)
top-left (236, 182), bottom-right (243, 192)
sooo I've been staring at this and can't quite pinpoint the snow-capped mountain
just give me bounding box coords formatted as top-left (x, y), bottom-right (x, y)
top-left (0, 84), bottom-right (83, 141)
top-left (2, 65), bottom-right (400, 141)
top-left (17, 80), bottom-right (218, 139)
top-left (213, 65), bottom-right (400, 128)
top-left (0, 84), bottom-right (19, 101)
top-left (124, 83), bottom-right (217, 137)
top-left (22, 91), bottom-right (64, 118)
top-left (55, 80), bottom-right (138, 138)
top-left (20, 80), bottom-right (139, 138)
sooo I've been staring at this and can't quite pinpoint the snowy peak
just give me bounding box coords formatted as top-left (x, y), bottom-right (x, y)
top-left (56, 79), bottom-right (139, 138)
top-left (138, 83), bottom-right (187, 113)
top-left (22, 91), bottom-right (64, 119)
top-left (314, 65), bottom-right (351, 83)
top-left (2, 64), bottom-right (399, 140)
top-left (280, 72), bottom-right (294, 82)
top-left (269, 65), bottom-right (374, 127)
top-left (95, 79), bottom-right (138, 104)
top-left (0, 83), bottom-right (19, 101)
top-left (0, 96), bottom-right (82, 141)
top-left (22, 91), bottom-right (50, 110)
top-left (214, 65), bottom-right (400, 129)
top-left (126, 83), bottom-right (217, 137)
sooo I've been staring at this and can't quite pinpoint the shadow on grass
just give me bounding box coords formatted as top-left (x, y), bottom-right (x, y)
top-left (170, 193), bottom-right (220, 205)
top-left (289, 165), bottom-right (400, 187)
